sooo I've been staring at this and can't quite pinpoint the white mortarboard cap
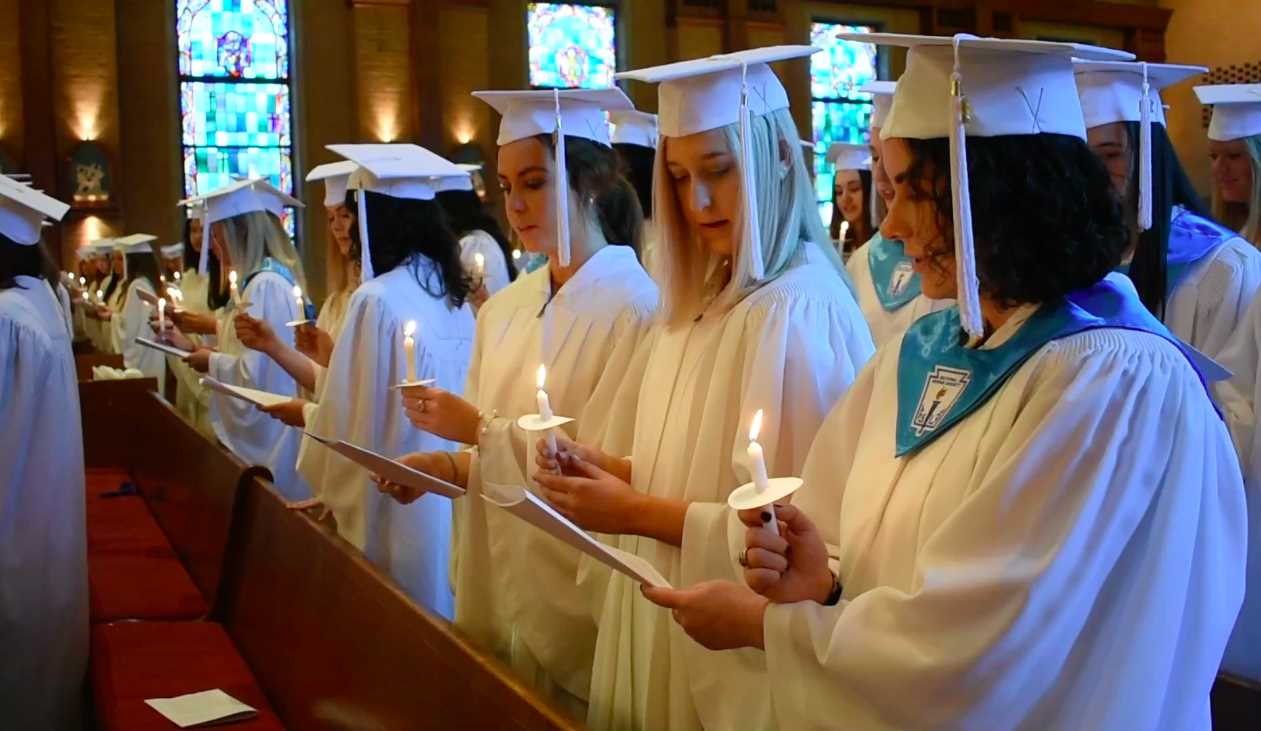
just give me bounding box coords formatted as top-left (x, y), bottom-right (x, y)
top-left (617, 45), bottom-right (819, 282)
top-left (433, 170), bottom-right (474, 193)
top-left (178, 195), bottom-right (206, 220)
top-left (0, 174), bottom-right (69, 245)
top-left (194, 178), bottom-right (302, 275)
top-left (1195, 84), bottom-right (1261, 142)
top-left (474, 87), bottom-right (633, 267)
top-left (860, 80), bottom-right (897, 129)
top-left (610, 110), bottom-right (659, 148)
top-left (1075, 61), bottom-right (1206, 231)
top-left (327, 143), bottom-right (464, 281)
top-left (160, 243), bottom-right (185, 259)
top-left (848, 33), bottom-right (1132, 337)
top-left (115, 234), bottom-right (157, 253)
top-left (827, 142), bottom-right (871, 171)
top-left (86, 238), bottom-right (115, 257)
top-left (306, 160), bottom-right (359, 208)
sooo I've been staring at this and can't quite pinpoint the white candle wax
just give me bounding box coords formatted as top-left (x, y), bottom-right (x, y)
top-left (158, 298), bottom-right (166, 333)
top-left (536, 364), bottom-right (557, 454)
top-left (228, 270), bottom-right (240, 308)
top-left (403, 320), bottom-right (417, 383)
top-left (292, 285), bottom-right (304, 318)
top-left (747, 410), bottom-right (779, 535)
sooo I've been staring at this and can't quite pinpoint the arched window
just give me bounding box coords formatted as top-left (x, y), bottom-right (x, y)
top-left (176, 0), bottom-right (296, 234)
top-left (527, 3), bottom-right (618, 90)
top-left (810, 22), bottom-right (878, 225)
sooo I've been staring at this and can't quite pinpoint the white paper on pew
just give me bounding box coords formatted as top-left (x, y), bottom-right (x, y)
top-left (200, 375), bottom-right (292, 409)
top-left (135, 336), bottom-right (192, 359)
top-left (482, 483), bottom-right (672, 588)
top-left (143, 689), bottom-right (258, 728)
top-left (302, 433), bottom-right (466, 499)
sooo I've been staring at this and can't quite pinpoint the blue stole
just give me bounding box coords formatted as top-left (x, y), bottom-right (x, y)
top-left (242, 258), bottom-right (315, 319)
top-left (1163, 207), bottom-right (1235, 294)
top-left (867, 233), bottom-right (922, 311)
top-left (895, 276), bottom-right (1215, 457)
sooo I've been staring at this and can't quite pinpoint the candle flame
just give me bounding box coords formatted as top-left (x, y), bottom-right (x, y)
top-left (474, 252), bottom-right (485, 267)
top-left (536, 364), bottom-right (547, 390)
top-left (512, 249), bottom-right (522, 261)
top-left (174, 271), bottom-right (181, 281)
top-left (228, 270), bottom-right (238, 285)
top-left (79, 276), bottom-right (86, 286)
top-left (160, 274), bottom-right (166, 283)
top-left (403, 320), bottom-right (416, 338)
top-left (749, 409), bottom-right (764, 442)
top-left (292, 285), bottom-right (302, 298)
top-left (96, 289), bottom-right (103, 299)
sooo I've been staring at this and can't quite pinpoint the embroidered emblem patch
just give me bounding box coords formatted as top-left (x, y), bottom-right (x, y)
top-left (911, 366), bottom-right (971, 436)
top-left (889, 261), bottom-right (915, 298)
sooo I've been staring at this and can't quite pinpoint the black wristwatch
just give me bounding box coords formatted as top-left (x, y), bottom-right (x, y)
top-left (824, 572), bottom-right (843, 606)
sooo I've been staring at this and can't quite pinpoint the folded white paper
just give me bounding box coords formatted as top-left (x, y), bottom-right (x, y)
top-left (143, 689), bottom-right (257, 728)
top-left (136, 336), bottom-right (192, 358)
top-left (482, 482), bottom-right (672, 588)
top-left (200, 376), bottom-right (292, 409)
top-left (303, 434), bottom-right (466, 499)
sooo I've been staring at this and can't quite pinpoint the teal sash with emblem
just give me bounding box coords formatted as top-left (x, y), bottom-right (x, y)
top-left (867, 234), bottom-right (922, 312)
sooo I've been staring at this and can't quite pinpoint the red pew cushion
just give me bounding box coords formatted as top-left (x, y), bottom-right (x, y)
top-left (91, 621), bottom-right (284, 731)
top-left (89, 551), bottom-right (209, 623)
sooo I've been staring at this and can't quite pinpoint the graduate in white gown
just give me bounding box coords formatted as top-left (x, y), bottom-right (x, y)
top-left (436, 169), bottom-right (517, 303)
top-left (0, 176), bottom-right (86, 730)
top-left (1197, 87), bottom-right (1261, 683)
top-left (85, 246), bottom-right (125, 353)
top-left (845, 81), bottom-right (950, 347)
top-left (610, 109), bottom-right (659, 276)
top-left (234, 161), bottom-right (360, 400)
top-left (533, 48), bottom-right (875, 731)
top-left (104, 234), bottom-right (167, 381)
top-left (826, 142), bottom-right (874, 258)
top-left (1077, 64), bottom-right (1261, 362)
top-left (164, 208), bottom-right (219, 437)
top-left (164, 179), bottom-right (312, 500)
top-left (377, 88), bottom-right (658, 713)
top-left (647, 36), bottom-right (1246, 731)
top-left (1198, 84), bottom-right (1261, 248)
top-left (81, 241), bottom-right (114, 351)
top-left (268, 144), bottom-right (475, 616)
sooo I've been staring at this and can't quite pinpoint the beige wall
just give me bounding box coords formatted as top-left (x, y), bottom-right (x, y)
top-left (1160, 0), bottom-right (1261, 195)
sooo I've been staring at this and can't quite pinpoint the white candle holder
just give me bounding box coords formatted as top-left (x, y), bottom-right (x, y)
top-left (390, 378), bottom-right (436, 391)
top-left (727, 477), bottom-right (803, 512)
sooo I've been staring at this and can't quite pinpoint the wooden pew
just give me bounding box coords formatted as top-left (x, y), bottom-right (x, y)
top-left (215, 476), bottom-right (583, 731)
top-left (75, 352), bottom-right (125, 381)
top-left (79, 378), bottom-right (157, 469)
top-left (1214, 673), bottom-right (1261, 731)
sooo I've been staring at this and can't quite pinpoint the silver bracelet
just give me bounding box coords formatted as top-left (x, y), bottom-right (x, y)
top-left (477, 409), bottom-right (498, 436)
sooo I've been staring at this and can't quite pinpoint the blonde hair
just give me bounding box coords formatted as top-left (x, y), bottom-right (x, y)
top-left (324, 206), bottom-right (358, 296)
top-left (216, 210), bottom-right (307, 292)
top-left (654, 107), bottom-right (849, 326)
top-left (1211, 134), bottom-right (1261, 247)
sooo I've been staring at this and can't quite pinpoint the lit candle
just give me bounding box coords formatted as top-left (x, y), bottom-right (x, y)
top-left (292, 285), bottom-right (304, 318)
top-left (838, 220), bottom-right (850, 245)
top-left (228, 269), bottom-right (240, 308)
top-left (536, 364), bottom-right (557, 455)
top-left (512, 249), bottom-right (522, 262)
top-left (158, 297), bottom-right (166, 333)
top-left (160, 274), bottom-right (167, 285)
top-left (746, 409), bottom-right (779, 535)
top-left (96, 289), bottom-right (104, 305)
top-left (78, 276), bottom-right (86, 288)
top-left (403, 320), bottom-right (417, 383)
top-left (474, 252), bottom-right (486, 281)
top-left (173, 270), bottom-right (181, 283)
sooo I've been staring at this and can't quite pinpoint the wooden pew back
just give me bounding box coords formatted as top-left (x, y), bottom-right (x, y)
top-left (215, 477), bottom-right (583, 731)
top-left (128, 392), bottom-right (256, 607)
top-left (79, 378), bottom-right (157, 469)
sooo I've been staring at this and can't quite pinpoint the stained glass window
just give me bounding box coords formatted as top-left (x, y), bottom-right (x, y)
top-left (176, 0), bottom-right (295, 235)
top-left (527, 3), bottom-right (617, 89)
top-left (810, 22), bottom-right (878, 225)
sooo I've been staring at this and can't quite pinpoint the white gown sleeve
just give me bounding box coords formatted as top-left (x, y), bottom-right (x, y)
top-left (1188, 237), bottom-right (1261, 360)
top-left (763, 333), bottom-right (1246, 731)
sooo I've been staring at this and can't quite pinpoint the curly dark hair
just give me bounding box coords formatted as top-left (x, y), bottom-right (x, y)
top-left (903, 133), bottom-right (1127, 306)
top-left (349, 190), bottom-right (471, 308)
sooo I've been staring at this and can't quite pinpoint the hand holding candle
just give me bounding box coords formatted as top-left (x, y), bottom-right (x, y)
top-left (746, 409), bottom-right (779, 535)
top-left (537, 364), bottom-right (558, 455)
top-left (403, 320), bottom-right (417, 383)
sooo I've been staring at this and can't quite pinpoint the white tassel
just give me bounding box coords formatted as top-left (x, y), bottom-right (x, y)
top-left (358, 189), bottom-right (374, 282)
top-left (1138, 62), bottom-right (1154, 232)
top-left (950, 37), bottom-right (983, 338)
top-left (198, 225), bottom-right (210, 276)
top-left (739, 61), bottom-right (765, 280)
top-left (554, 89), bottom-right (571, 268)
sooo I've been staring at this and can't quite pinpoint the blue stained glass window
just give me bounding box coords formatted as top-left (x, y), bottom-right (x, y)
top-left (810, 22), bottom-right (878, 225)
top-left (527, 3), bottom-right (617, 89)
top-left (176, 0), bottom-right (295, 236)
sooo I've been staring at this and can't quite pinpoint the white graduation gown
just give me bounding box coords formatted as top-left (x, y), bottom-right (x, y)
top-left (845, 236), bottom-right (948, 348)
top-left (308, 287), bottom-right (353, 400)
top-left (746, 310), bottom-right (1245, 731)
top-left (1163, 234), bottom-right (1261, 360)
top-left (453, 246), bottom-right (658, 708)
top-left (168, 269), bottom-right (215, 437)
top-left (83, 274), bottom-right (112, 352)
top-left (298, 256), bottom-right (474, 617)
top-left (207, 270), bottom-right (310, 500)
top-left (460, 230), bottom-right (511, 297)
top-left (110, 279), bottom-right (166, 382)
top-left (586, 250), bottom-right (876, 731)
top-left (0, 276), bottom-right (88, 730)
top-left (53, 281), bottom-right (73, 339)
